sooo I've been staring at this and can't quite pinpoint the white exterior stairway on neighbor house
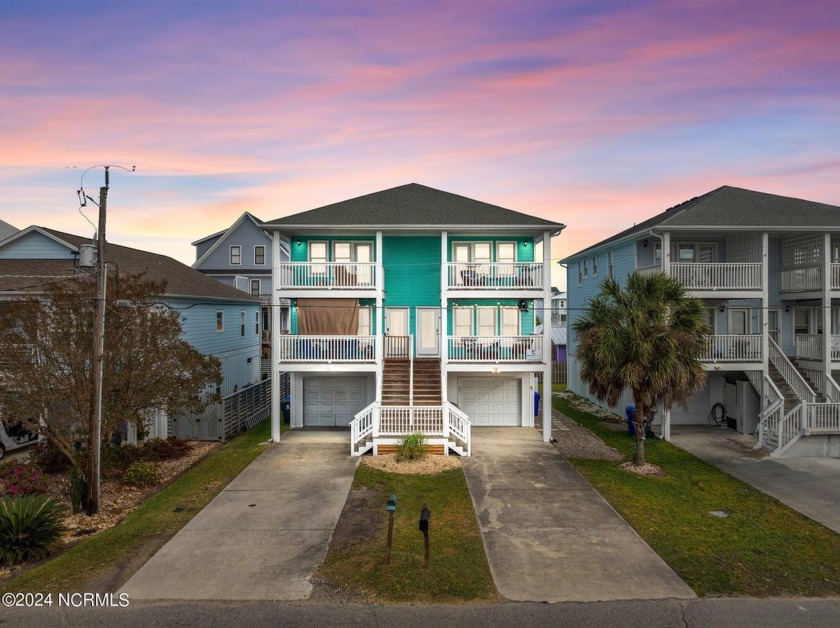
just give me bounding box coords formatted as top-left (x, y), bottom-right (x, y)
top-left (753, 339), bottom-right (840, 457)
top-left (350, 350), bottom-right (470, 457)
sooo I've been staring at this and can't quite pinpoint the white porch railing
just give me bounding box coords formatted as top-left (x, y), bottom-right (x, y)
top-left (277, 262), bottom-right (377, 289)
top-left (701, 335), bottom-right (762, 362)
top-left (832, 264), bottom-right (840, 289)
top-left (349, 402), bottom-right (472, 456)
top-left (806, 403), bottom-right (840, 433)
top-left (447, 335), bottom-right (543, 362)
top-left (794, 334), bottom-right (840, 361)
top-left (277, 335), bottom-right (376, 362)
top-left (781, 266), bottom-right (822, 292)
top-left (445, 262), bottom-right (543, 290)
top-left (670, 263), bottom-right (762, 290)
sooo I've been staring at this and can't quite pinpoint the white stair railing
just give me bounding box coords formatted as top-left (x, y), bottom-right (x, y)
top-left (768, 337), bottom-right (815, 403)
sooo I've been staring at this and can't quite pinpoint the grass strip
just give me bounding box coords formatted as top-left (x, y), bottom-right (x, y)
top-left (318, 464), bottom-right (498, 603)
top-left (554, 394), bottom-right (840, 597)
top-left (1, 420), bottom-right (273, 593)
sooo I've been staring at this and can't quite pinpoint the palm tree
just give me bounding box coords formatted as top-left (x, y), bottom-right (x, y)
top-left (572, 272), bottom-right (709, 466)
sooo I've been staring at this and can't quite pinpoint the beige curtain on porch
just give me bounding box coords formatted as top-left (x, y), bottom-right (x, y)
top-left (297, 298), bottom-right (359, 334)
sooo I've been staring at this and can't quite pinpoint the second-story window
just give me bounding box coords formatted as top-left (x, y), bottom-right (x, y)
top-left (608, 251), bottom-right (614, 278)
top-left (254, 245), bottom-right (266, 265)
top-left (591, 255), bottom-right (598, 276)
top-left (230, 245), bottom-right (241, 265)
top-left (309, 241), bottom-right (328, 275)
top-left (216, 311), bottom-right (224, 332)
top-left (250, 279), bottom-right (261, 296)
top-left (255, 311), bottom-right (260, 335)
top-left (240, 311), bottom-right (246, 337)
top-left (578, 261), bottom-right (583, 285)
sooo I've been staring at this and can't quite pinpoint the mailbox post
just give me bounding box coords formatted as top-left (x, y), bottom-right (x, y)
top-left (419, 503), bottom-right (431, 568)
top-left (385, 494), bottom-right (397, 565)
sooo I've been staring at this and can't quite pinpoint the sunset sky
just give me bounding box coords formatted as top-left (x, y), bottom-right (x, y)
top-left (1, 0), bottom-right (838, 287)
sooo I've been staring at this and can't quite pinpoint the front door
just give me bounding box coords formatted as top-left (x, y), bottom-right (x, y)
top-left (385, 308), bottom-right (409, 357)
top-left (416, 308), bottom-right (439, 356)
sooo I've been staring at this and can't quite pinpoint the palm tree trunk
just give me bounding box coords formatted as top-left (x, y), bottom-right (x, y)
top-left (633, 400), bottom-right (646, 466)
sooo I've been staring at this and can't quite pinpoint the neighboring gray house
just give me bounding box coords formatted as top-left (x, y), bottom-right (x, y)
top-left (0, 219), bottom-right (18, 241)
top-left (193, 212), bottom-right (291, 370)
top-left (563, 186), bottom-right (840, 458)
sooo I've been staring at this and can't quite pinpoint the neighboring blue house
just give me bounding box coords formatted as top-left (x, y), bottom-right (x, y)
top-left (261, 183), bottom-right (565, 454)
top-left (563, 186), bottom-right (840, 458)
top-left (192, 212), bottom-right (290, 335)
top-left (0, 225), bottom-right (262, 439)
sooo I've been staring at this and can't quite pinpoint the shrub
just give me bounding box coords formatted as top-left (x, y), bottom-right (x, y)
top-left (29, 439), bottom-right (72, 474)
top-left (397, 432), bottom-right (427, 461)
top-left (101, 442), bottom-right (144, 469)
top-left (0, 494), bottom-right (67, 565)
top-left (69, 467), bottom-right (87, 514)
top-left (143, 437), bottom-right (191, 461)
top-left (122, 461), bottom-right (160, 488)
top-left (0, 461), bottom-right (48, 497)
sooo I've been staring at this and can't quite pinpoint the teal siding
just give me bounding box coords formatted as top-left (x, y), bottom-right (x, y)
top-left (446, 236), bottom-right (534, 262)
top-left (290, 236), bottom-right (376, 263)
top-left (383, 236), bottom-right (440, 334)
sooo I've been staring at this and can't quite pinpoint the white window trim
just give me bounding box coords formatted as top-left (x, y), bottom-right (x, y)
top-left (229, 245), bottom-right (241, 266)
top-left (240, 311), bottom-right (246, 337)
top-left (453, 306), bottom-right (474, 336)
top-left (216, 311), bottom-right (224, 333)
top-left (254, 245), bottom-right (266, 266)
top-left (250, 279), bottom-right (261, 296)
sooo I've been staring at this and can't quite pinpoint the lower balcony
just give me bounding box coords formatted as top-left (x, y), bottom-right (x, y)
top-left (277, 335), bottom-right (376, 362)
top-left (446, 335), bottom-right (544, 362)
top-left (701, 335), bottom-right (763, 363)
top-left (795, 334), bottom-right (840, 361)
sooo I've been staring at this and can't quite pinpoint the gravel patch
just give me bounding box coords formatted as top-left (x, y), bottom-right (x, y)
top-left (539, 393), bottom-right (624, 460)
top-left (360, 453), bottom-right (461, 474)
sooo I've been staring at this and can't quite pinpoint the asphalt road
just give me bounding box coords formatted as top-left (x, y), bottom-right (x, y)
top-left (2, 598), bottom-right (840, 627)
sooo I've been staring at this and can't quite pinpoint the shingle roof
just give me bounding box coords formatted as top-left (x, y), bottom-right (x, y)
top-left (0, 219), bottom-right (18, 241)
top-left (0, 227), bottom-right (260, 302)
top-left (263, 183), bottom-right (564, 230)
top-left (565, 186), bottom-right (840, 259)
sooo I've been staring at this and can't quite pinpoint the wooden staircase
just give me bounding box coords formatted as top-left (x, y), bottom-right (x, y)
top-left (381, 358), bottom-right (442, 406)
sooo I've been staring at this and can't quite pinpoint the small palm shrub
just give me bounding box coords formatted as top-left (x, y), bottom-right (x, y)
top-left (122, 461), bottom-right (160, 488)
top-left (0, 495), bottom-right (67, 565)
top-left (397, 433), bottom-right (427, 461)
top-left (0, 461), bottom-right (48, 497)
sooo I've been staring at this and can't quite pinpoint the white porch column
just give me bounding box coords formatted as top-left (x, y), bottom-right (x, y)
top-left (662, 231), bottom-right (671, 275)
top-left (375, 231), bottom-right (384, 401)
top-left (762, 232), bottom-right (770, 384)
top-left (440, 231), bottom-right (448, 403)
top-left (542, 229), bottom-right (552, 443)
top-left (823, 233), bottom-right (832, 396)
top-left (270, 230), bottom-right (282, 442)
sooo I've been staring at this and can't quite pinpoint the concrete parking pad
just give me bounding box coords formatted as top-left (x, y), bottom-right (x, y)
top-left (462, 428), bottom-right (695, 602)
top-left (120, 430), bottom-right (358, 601)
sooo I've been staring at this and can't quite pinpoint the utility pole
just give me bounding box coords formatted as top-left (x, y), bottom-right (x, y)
top-left (87, 166), bottom-right (109, 515)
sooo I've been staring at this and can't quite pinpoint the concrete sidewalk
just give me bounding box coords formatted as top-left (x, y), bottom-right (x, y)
top-left (670, 426), bottom-right (840, 534)
top-left (120, 430), bottom-right (358, 601)
top-left (462, 428), bottom-right (695, 603)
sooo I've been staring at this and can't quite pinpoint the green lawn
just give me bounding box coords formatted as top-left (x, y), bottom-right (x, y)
top-left (554, 394), bottom-right (840, 597)
top-left (317, 464), bottom-right (498, 604)
top-left (1, 420), bottom-right (274, 593)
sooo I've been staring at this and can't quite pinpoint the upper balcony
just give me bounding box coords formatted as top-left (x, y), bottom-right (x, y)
top-left (699, 334), bottom-right (763, 365)
top-left (669, 263), bottom-right (762, 294)
top-left (780, 264), bottom-right (840, 294)
top-left (444, 262), bottom-right (544, 294)
top-left (277, 262), bottom-right (379, 296)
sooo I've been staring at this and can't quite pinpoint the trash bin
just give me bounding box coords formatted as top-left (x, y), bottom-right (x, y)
top-left (281, 396), bottom-right (291, 424)
top-left (625, 405), bottom-right (636, 436)
top-left (534, 391), bottom-right (541, 417)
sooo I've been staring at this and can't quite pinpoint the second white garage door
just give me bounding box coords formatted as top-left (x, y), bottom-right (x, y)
top-left (458, 377), bottom-right (521, 426)
top-left (303, 377), bottom-right (368, 427)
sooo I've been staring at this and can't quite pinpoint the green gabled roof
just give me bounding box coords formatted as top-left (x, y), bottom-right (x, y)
top-left (564, 186), bottom-right (840, 260)
top-left (263, 183), bottom-right (564, 230)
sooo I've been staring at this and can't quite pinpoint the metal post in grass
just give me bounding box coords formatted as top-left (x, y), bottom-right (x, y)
top-left (419, 503), bottom-right (430, 568)
top-left (385, 494), bottom-right (397, 565)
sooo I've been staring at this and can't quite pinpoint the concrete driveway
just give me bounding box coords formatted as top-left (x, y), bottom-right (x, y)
top-left (120, 430), bottom-right (358, 601)
top-left (462, 428), bottom-right (694, 603)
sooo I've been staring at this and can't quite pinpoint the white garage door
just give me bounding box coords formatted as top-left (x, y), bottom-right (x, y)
top-left (303, 377), bottom-right (368, 427)
top-left (458, 377), bottom-right (521, 426)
